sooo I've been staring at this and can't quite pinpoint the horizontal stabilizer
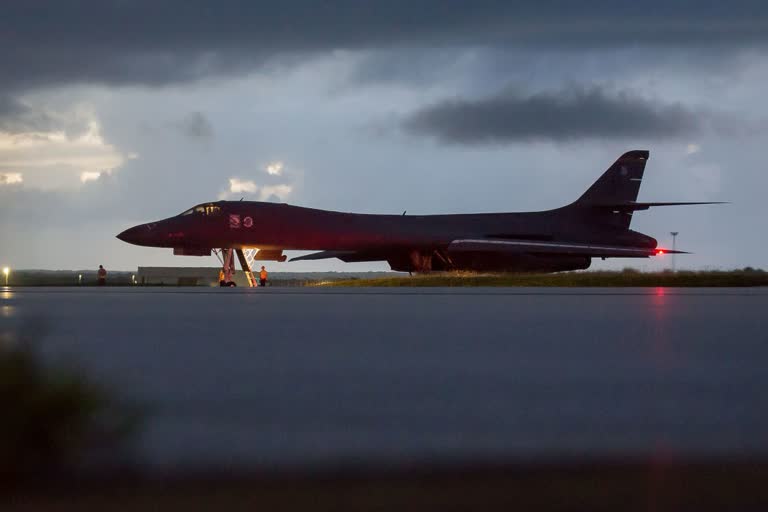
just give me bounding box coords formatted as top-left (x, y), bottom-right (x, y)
top-left (592, 201), bottom-right (727, 211)
top-left (449, 239), bottom-right (688, 258)
top-left (291, 250), bottom-right (392, 264)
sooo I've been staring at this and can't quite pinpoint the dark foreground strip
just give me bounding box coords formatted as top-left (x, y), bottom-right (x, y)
top-left (3, 458), bottom-right (768, 511)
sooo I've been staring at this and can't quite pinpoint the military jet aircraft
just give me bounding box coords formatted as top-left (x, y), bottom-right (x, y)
top-left (117, 150), bottom-right (721, 285)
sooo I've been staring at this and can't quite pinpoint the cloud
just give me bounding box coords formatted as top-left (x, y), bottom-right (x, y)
top-left (404, 86), bottom-right (709, 143)
top-left (0, 115), bottom-right (125, 189)
top-left (265, 161), bottom-right (284, 176)
top-left (219, 179), bottom-right (293, 202)
top-left (227, 178), bottom-right (258, 194)
top-left (0, 96), bottom-right (90, 136)
top-left (218, 159), bottom-right (300, 201)
top-left (80, 171), bottom-right (102, 183)
top-left (176, 111), bottom-right (214, 139)
top-left (259, 184), bottom-right (292, 201)
top-left (0, 96), bottom-right (54, 133)
top-left (1, 173), bottom-right (22, 185)
top-left (3, 2), bottom-right (768, 92)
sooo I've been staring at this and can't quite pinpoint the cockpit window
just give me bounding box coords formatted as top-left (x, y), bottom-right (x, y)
top-left (179, 204), bottom-right (222, 217)
top-left (204, 204), bottom-right (221, 216)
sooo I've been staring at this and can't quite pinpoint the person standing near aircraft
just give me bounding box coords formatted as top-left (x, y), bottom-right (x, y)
top-left (259, 266), bottom-right (268, 287)
top-left (97, 265), bottom-right (107, 286)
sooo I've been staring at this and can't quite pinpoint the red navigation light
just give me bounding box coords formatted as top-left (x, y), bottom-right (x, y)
top-left (656, 249), bottom-right (665, 255)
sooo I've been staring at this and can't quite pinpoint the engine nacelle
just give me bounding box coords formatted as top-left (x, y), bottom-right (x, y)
top-left (388, 250), bottom-right (591, 273)
top-left (251, 249), bottom-right (287, 262)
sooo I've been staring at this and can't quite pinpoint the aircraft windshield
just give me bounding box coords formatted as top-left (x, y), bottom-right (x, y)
top-left (180, 204), bottom-right (222, 217)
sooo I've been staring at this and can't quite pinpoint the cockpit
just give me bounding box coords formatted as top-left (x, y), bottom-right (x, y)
top-left (180, 203), bottom-right (222, 217)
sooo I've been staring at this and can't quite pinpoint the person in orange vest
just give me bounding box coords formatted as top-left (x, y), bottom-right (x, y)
top-left (259, 266), bottom-right (268, 287)
top-left (97, 265), bottom-right (107, 286)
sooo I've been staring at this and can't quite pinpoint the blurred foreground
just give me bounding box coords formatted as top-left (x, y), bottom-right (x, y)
top-left (5, 460), bottom-right (768, 511)
top-left (326, 268), bottom-right (768, 287)
top-left (2, 287), bottom-right (766, 509)
top-left (0, 324), bottom-right (141, 480)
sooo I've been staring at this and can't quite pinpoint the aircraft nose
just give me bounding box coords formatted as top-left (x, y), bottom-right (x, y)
top-left (117, 224), bottom-right (153, 246)
top-left (117, 226), bottom-right (138, 244)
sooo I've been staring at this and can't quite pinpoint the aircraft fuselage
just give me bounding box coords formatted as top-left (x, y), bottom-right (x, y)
top-left (117, 151), bottom-right (713, 273)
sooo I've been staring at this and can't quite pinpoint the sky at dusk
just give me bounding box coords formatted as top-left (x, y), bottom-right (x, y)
top-left (1, 1), bottom-right (767, 271)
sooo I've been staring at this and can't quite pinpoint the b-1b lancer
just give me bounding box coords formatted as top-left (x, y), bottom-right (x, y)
top-left (117, 150), bottom-right (721, 286)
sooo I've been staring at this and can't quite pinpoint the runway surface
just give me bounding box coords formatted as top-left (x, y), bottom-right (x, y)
top-left (2, 287), bottom-right (767, 469)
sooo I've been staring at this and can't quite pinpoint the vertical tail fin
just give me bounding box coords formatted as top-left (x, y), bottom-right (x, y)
top-left (577, 150), bottom-right (648, 205)
top-left (572, 150), bottom-right (649, 229)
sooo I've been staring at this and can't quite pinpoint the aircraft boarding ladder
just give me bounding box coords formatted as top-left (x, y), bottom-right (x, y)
top-left (235, 248), bottom-right (259, 287)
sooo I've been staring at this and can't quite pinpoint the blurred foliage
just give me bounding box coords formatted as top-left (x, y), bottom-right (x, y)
top-left (0, 323), bottom-right (142, 479)
top-left (4, 270), bottom-right (135, 286)
top-left (322, 269), bottom-right (768, 287)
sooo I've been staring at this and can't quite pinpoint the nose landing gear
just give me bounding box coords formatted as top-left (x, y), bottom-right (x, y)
top-left (216, 248), bottom-right (238, 287)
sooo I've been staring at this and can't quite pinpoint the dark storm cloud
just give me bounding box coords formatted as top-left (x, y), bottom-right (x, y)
top-left (0, 96), bottom-right (55, 133)
top-left (404, 86), bottom-right (707, 143)
top-left (0, 96), bottom-right (90, 136)
top-left (2, 1), bottom-right (768, 91)
top-left (176, 112), bottom-right (214, 139)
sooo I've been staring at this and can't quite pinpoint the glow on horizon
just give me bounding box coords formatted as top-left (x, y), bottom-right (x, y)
top-left (1, 173), bottom-right (23, 185)
top-left (0, 112), bottom-right (124, 190)
top-left (80, 171), bottom-right (102, 183)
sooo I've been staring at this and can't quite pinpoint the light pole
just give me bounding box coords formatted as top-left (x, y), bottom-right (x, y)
top-left (2, 267), bottom-right (9, 286)
top-left (670, 232), bottom-right (679, 272)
